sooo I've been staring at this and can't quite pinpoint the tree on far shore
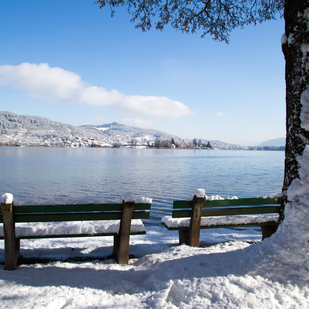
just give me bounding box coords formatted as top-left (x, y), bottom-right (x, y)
top-left (154, 137), bottom-right (161, 148)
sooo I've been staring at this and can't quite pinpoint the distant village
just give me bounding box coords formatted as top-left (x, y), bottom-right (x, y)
top-left (0, 132), bottom-right (216, 149)
top-left (0, 132), bottom-right (284, 151)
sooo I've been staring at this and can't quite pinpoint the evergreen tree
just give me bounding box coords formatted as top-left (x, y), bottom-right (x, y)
top-left (155, 137), bottom-right (161, 148)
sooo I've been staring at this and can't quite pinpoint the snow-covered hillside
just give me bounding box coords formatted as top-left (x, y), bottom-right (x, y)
top-left (0, 111), bottom-right (241, 149)
top-left (259, 137), bottom-right (286, 147)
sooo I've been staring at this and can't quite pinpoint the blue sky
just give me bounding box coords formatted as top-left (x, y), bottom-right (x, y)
top-left (0, 1), bottom-right (285, 145)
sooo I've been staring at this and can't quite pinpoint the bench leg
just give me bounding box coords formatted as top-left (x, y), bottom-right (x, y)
top-left (261, 224), bottom-right (278, 240)
top-left (15, 238), bottom-right (20, 260)
top-left (113, 234), bottom-right (120, 256)
top-left (1, 202), bottom-right (19, 270)
top-left (178, 230), bottom-right (189, 245)
top-left (115, 202), bottom-right (135, 264)
top-left (188, 196), bottom-right (205, 247)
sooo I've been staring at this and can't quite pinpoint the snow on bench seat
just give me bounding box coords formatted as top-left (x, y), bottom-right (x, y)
top-left (161, 214), bottom-right (279, 230)
top-left (0, 219), bottom-right (146, 238)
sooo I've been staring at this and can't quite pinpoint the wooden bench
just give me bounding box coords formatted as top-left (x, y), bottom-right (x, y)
top-left (0, 193), bottom-right (151, 270)
top-left (162, 194), bottom-right (281, 247)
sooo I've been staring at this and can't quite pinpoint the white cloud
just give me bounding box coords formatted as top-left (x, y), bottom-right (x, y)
top-left (0, 63), bottom-right (83, 100)
top-left (216, 112), bottom-right (226, 117)
top-left (0, 63), bottom-right (193, 119)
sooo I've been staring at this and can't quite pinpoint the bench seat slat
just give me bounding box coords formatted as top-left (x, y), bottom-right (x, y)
top-left (13, 203), bottom-right (151, 214)
top-left (14, 210), bottom-right (150, 223)
top-left (205, 198), bottom-right (280, 207)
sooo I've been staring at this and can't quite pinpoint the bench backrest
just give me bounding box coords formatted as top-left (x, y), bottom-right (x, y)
top-left (0, 202), bottom-right (151, 223)
top-left (172, 197), bottom-right (281, 218)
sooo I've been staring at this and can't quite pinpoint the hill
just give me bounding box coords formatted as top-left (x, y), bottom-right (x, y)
top-left (259, 137), bottom-right (286, 147)
top-left (0, 111), bottom-right (240, 149)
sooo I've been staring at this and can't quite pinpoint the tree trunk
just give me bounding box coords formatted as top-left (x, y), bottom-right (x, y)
top-left (245, 2), bottom-right (309, 282)
top-left (268, 0), bottom-right (309, 273)
top-left (281, 0), bottom-right (309, 222)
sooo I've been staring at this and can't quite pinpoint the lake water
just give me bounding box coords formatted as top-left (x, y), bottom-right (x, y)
top-left (0, 147), bottom-right (285, 225)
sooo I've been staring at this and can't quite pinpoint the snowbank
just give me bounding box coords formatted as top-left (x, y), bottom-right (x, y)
top-left (0, 189), bottom-right (308, 307)
top-left (0, 226), bottom-right (308, 308)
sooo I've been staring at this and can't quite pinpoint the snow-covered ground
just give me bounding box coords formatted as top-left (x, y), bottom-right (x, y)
top-left (0, 225), bottom-right (308, 308)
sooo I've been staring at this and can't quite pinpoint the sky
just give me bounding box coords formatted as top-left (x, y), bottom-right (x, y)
top-left (0, 1), bottom-right (286, 145)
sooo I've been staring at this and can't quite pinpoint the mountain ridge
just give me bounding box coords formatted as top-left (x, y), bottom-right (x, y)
top-left (259, 137), bottom-right (286, 147)
top-left (0, 111), bottom-right (255, 149)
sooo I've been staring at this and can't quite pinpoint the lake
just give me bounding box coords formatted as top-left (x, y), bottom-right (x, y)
top-left (0, 147), bottom-right (285, 225)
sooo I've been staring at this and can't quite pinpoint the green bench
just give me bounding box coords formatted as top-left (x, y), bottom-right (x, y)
top-left (0, 193), bottom-right (151, 270)
top-left (162, 193), bottom-right (281, 247)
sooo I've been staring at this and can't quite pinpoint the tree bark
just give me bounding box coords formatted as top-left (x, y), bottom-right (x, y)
top-left (281, 0), bottom-right (309, 222)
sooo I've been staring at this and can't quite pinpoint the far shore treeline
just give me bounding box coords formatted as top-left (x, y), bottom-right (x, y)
top-left (0, 140), bottom-right (285, 151)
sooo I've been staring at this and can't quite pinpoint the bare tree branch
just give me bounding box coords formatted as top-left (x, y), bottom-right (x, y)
top-left (95, 0), bottom-right (284, 42)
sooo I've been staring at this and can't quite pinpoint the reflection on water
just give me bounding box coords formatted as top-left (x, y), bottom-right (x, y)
top-left (0, 147), bottom-right (284, 225)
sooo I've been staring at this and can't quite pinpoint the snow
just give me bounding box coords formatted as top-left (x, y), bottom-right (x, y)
top-left (0, 220), bottom-right (146, 238)
top-left (206, 194), bottom-right (224, 201)
top-left (0, 191), bottom-right (309, 307)
top-left (287, 145), bottom-right (309, 201)
top-left (186, 189), bottom-right (205, 201)
top-left (162, 214), bottom-right (279, 229)
top-left (0, 225), bottom-right (308, 308)
top-left (301, 88), bottom-right (309, 131)
top-left (115, 192), bottom-right (152, 204)
top-left (186, 193), bottom-right (238, 202)
top-left (96, 127), bottom-right (109, 131)
top-left (7, 194), bottom-right (152, 206)
top-left (194, 189), bottom-right (205, 198)
top-left (117, 192), bottom-right (135, 203)
top-left (281, 34), bottom-right (287, 44)
top-left (1, 193), bottom-right (13, 204)
top-left (256, 193), bottom-right (282, 199)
